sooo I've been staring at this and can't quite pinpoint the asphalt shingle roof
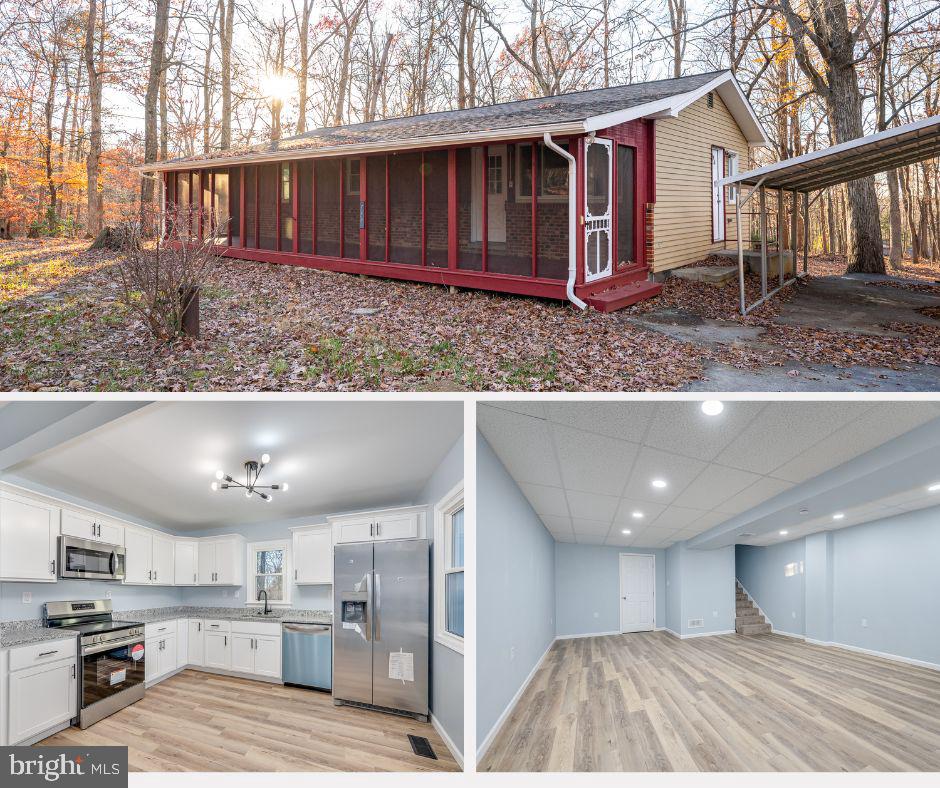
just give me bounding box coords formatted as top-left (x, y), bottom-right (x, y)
top-left (164, 70), bottom-right (727, 166)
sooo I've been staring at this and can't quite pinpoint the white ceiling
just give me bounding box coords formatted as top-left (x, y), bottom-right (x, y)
top-left (477, 401), bottom-right (940, 548)
top-left (9, 402), bottom-right (462, 531)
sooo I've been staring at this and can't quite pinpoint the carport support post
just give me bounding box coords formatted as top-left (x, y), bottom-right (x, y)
top-left (759, 185), bottom-right (767, 297)
top-left (803, 192), bottom-right (810, 274)
top-left (776, 188), bottom-right (784, 288)
top-left (790, 190), bottom-right (798, 278)
top-left (736, 191), bottom-right (745, 314)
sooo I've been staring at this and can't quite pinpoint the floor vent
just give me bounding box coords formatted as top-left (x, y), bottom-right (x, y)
top-left (408, 735), bottom-right (438, 760)
top-left (688, 618), bottom-right (704, 629)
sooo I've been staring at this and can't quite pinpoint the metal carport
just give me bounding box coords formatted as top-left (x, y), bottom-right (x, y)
top-left (719, 113), bottom-right (940, 315)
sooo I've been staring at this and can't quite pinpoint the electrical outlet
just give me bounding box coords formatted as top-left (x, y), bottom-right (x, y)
top-left (21, 592), bottom-right (31, 604)
top-left (712, 610), bottom-right (718, 617)
top-left (861, 618), bottom-right (868, 628)
top-left (792, 611), bottom-right (796, 619)
top-left (593, 611), bottom-right (599, 619)
top-left (509, 645), bottom-right (515, 661)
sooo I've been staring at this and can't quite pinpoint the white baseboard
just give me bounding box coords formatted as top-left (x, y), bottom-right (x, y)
top-left (772, 629), bottom-right (805, 640)
top-left (805, 639), bottom-right (940, 673)
top-left (476, 637), bottom-right (555, 763)
top-left (682, 628), bottom-right (735, 639)
top-left (664, 627), bottom-right (681, 639)
top-left (19, 719), bottom-right (71, 747)
top-left (555, 629), bottom-right (620, 640)
top-left (431, 713), bottom-right (463, 769)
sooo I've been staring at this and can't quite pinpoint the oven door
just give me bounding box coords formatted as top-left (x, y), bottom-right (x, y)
top-left (60, 536), bottom-right (126, 581)
top-left (81, 636), bottom-right (146, 709)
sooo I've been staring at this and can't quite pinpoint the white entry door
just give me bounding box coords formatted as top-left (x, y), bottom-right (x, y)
top-left (584, 138), bottom-right (613, 282)
top-left (619, 553), bottom-right (655, 633)
top-left (711, 147), bottom-right (726, 242)
top-left (471, 145), bottom-right (507, 243)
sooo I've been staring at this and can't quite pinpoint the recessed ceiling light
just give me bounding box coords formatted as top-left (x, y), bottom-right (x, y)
top-left (621, 529), bottom-right (632, 535)
top-left (779, 530), bottom-right (788, 535)
top-left (651, 479), bottom-right (667, 489)
top-left (701, 400), bottom-right (724, 416)
top-left (799, 508), bottom-right (809, 516)
top-left (631, 511), bottom-right (644, 519)
top-left (832, 513), bottom-right (845, 520)
top-left (929, 482), bottom-right (940, 492)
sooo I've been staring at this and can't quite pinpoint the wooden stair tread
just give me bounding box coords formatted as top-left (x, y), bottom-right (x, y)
top-left (584, 280), bottom-right (662, 312)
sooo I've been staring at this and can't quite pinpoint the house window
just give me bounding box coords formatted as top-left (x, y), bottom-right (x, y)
top-left (247, 540), bottom-right (291, 606)
top-left (434, 481), bottom-right (464, 653)
top-left (726, 152), bottom-right (739, 204)
top-left (281, 163), bottom-right (291, 201)
top-left (346, 158), bottom-right (360, 195)
top-left (487, 154), bottom-right (502, 195)
top-left (516, 142), bottom-right (569, 202)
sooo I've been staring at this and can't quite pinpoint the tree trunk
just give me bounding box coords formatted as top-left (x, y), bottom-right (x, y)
top-left (84, 0), bottom-right (103, 237)
top-left (885, 168), bottom-right (903, 266)
top-left (142, 0), bottom-right (169, 230)
top-left (220, 0), bottom-right (234, 147)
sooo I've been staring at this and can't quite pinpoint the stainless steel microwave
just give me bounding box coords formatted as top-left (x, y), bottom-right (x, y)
top-left (58, 536), bottom-right (126, 581)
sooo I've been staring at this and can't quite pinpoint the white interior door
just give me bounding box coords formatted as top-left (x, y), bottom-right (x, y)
top-left (584, 138), bottom-right (613, 282)
top-left (712, 147), bottom-right (726, 242)
top-left (471, 146), bottom-right (507, 243)
top-left (620, 553), bottom-right (654, 633)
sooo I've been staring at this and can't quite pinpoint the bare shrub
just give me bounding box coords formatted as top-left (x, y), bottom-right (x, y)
top-left (115, 204), bottom-right (227, 340)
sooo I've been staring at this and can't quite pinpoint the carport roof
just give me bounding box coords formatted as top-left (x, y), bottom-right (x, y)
top-left (720, 113), bottom-right (940, 193)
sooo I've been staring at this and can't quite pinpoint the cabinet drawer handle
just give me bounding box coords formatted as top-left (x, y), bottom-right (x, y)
top-left (72, 664), bottom-right (76, 679)
top-left (38, 650), bottom-right (58, 657)
top-left (224, 636), bottom-right (227, 647)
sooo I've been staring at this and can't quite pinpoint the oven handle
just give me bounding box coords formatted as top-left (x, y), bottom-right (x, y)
top-left (82, 636), bottom-right (144, 656)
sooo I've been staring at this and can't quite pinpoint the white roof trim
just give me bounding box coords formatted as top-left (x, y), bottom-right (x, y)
top-left (719, 113), bottom-right (940, 190)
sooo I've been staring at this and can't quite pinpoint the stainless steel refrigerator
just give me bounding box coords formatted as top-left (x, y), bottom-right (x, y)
top-left (333, 539), bottom-right (429, 721)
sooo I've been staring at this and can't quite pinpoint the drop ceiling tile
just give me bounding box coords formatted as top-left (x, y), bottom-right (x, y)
top-left (477, 405), bottom-right (561, 487)
top-left (575, 532), bottom-right (608, 545)
top-left (772, 404), bottom-right (940, 483)
top-left (554, 533), bottom-right (578, 543)
top-left (565, 489), bottom-right (620, 522)
top-left (571, 518), bottom-right (612, 535)
top-left (613, 498), bottom-right (666, 525)
top-left (551, 424), bottom-right (639, 496)
top-left (644, 402), bottom-right (765, 461)
top-left (621, 447), bottom-right (707, 504)
top-left (714, 403), bottom-right (867, 476)
top-left (715, 476), bottom-right (794, 515)
top-left (543, 402), bottom-right (654, 444)
top-left (538, 514), bottom-right (573, 534)
top-left (518, 482), bottom-right (569, 517)
top-left (673, 464), bottom-right (761, 510)
top-left (649, 505), bottom-right (706, 530)
top-left (485, 401), bottom-right (548, 419)
top-left (689, 510), bottom-right (731, 531)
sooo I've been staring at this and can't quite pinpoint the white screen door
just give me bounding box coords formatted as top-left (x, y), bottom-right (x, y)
top-left (584, 138), bottom-right (612, 282)
top-left (471, 145), bottom-right (507, 243)
top-left (712, 147), bottom-right (725, 242)
top-left (619, 553), bottom-right (654, 633)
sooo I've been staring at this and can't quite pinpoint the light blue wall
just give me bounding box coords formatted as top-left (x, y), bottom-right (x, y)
top-left (804, 532), bottom-right (833, 642)
top-left (554, 544), bottom-right (665, 637)
top-left (677, 542), bottom-right (735, 636)
top-left (416, 434), bottom-right (464, 761)
top-left (736, 540), bottom-right (806, 635)
top-left (831, 507), bottom-right (940, 665)
top-left (476, 432), bottom-right (555, 752)
top-left (665, 543), bottom-right (682, 634)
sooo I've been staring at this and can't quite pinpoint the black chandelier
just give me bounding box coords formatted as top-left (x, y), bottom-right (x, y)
top-left (211, 453), bottom-right (288, 502)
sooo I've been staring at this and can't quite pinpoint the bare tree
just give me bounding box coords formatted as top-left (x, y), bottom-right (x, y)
top-left (84, 0), bottom-right (103, 235)
top-left (142, 0), bottom-right (170, 228)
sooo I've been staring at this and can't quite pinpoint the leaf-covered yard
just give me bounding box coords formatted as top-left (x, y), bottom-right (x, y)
top-left (1, 239), bottom-right (938, 392)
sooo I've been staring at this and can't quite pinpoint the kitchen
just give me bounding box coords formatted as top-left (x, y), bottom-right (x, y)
top-left (0, 401), bottom-right (464, 771)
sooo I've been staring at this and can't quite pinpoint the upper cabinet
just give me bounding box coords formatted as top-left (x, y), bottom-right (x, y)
top-left (60, 508), bottom-right (123, 546)
top-left (174, 540), bottom-right (199, 585)
top-left (291, 524), bottom-right (332, 584)
top-left (0, 490), bottom-right (60, 583)
top-left (124, 527), bottom-right (175, 585)
top-left (151, 533), bottom-right (175, 585)
top-left (330, 506), bottom-right (425, 545)
top-left (198, 535), bottom-right (244, 586)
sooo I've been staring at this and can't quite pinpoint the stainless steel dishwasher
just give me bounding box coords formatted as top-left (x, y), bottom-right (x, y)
top-left (282, 622), bottom-right (332, 691)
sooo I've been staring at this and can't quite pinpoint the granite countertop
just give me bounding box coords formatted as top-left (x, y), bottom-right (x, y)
top-left (122, 606), bottom-right (333, 626)
top-left (0, 621), bottom-right (81, 649)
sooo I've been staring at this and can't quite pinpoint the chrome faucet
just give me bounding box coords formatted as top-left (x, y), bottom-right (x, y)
top-left (258, 589), bottom-right (271, 615)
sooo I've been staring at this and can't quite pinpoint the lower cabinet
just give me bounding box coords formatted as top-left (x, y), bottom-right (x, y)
top-left (145, 633), bottom-right (177, 684)
top-left (4, 642), bottom-right (77, 745)
top-left (188, 620), bottom-right (205, 666)
top-left (204, 631), bottom-right (231, 670)
top-left (229, 632), bottom-right (281, 679)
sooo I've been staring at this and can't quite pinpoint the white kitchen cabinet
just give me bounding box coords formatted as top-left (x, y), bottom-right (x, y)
top-left (7, 655), bottom-right (76, 745)
top-left (60, 509), bottom-right (123, 545)
top-left (253, 636), bottom-right (281, 679)
top-left (187, 620), bottom-right (205, 666)
top-left (331, 506), bottom-right (424, 545)
top-left (145, 633), bottom-right (177, 684)
top-left (292, 524), bottom-right (332, 584)
top-left (204, 631), bottom-right (231, 670)
top-left (198, 535), bottom-right (244, 585)
top-left (230, 634), bottom-right (254, 674)
top-left (123, 527), bottom-right (154, 584)
top-left (174, 541), bottom-right (199, 585)
top-left (0, 491), bottom-right (59, 583)
top-left (151, 534), bottom-right (175, 585)
top-left (176, 619), bottom-right (188, 668)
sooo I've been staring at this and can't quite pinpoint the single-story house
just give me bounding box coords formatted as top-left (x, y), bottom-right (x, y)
top-left (143, 70), bottom-right (768, 311)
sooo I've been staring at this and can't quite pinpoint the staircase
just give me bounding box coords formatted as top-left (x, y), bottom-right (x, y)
top-left (582, 265), bottom-right (663, 312)
top-left (735, 581), bottom-right (772, 635)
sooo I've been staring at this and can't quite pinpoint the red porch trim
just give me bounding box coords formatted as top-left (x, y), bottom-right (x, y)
top-left (575, 140), bottom-right (584, 286)
top-left (531, 141), bottom-right (537, 277)
top-left (339, 160), bottom-right (345, 259)
top-left (384, 156), bottom-right (390, 262)
top-left (359, 156), bottom-right (367, 262)
top-left (420, 152), bottom-right (427, 267)
top-left (276, 164), bottom-right (282, 252)
top-left (482, 144), bottom-right (488, 273)
top-left (254, 165), bottom-right (260, 248)
top-left (447, 148), bottom-right (457, 269)
top-left (311, 160), bottom-right (317, 254)
top-left (239, 166), bottom-right (245, 248)
top-left (292, 161), bottom-right (299, 254)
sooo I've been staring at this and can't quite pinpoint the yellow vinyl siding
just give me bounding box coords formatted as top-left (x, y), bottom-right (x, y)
top-left (652, 92), bottom-right (751, 273)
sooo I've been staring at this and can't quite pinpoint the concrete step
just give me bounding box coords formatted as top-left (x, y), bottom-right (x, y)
top-left (736, 622), bottom-right (772, 635)
top-left (584, 280), bottom-right (663, 312)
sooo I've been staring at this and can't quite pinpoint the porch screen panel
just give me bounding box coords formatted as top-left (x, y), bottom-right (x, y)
top-left (176, 173), bottom-right (191, 238)
top-left (366, 156), bottom-right (386, 261)
top-left (617, 145), bottom-right (636, 266)
top-left (191, 172), bottom-right (200, 238)
top-left (388, 152), bottom-right (421, 265)
top-left (229, 169), bottom-right (241, 247)
top-left (536, 141), bottom-right (569, 280)
top-left (343, 158), bottom-right (360, 259)
top-left (243, 166), bottom-right (257, 248)
top-left (456, 147), bottom-right (481, 271)
top-left (280, 163), bottom-right (294, 251)
top-left (297, 160), bottom-right (313, 254)
top-left (424, 150), bottom-right (448, 268)
top-left (212, 170), bottom-right (229, 244)
top-left (259, 164), bottom-right (278, 250)
top-left (315, 159), bottom-right (340, 257)
top-left (488, 143), bottom-right (530, 276)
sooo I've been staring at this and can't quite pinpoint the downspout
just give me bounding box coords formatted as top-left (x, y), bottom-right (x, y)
top-left (543, 132), bottom-right (587, 310)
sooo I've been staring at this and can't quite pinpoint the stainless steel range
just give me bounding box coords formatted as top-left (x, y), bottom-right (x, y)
top-left (44, 600), bottom-right (146, 728)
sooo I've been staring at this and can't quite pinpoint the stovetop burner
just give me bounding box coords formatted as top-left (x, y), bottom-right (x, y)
top-left (43, 599), bottom-right (144, 646)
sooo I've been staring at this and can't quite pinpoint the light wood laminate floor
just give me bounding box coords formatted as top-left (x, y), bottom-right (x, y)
top-left (480, 632), bottom-right (940, 772)
top-left (39, 670), bottom-right (460, 772)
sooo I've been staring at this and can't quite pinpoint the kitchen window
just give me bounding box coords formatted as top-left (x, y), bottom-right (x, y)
top-left (434, 481), bottom-right (464, 654)
top-left (246, 540), bottom-right (292, 606)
